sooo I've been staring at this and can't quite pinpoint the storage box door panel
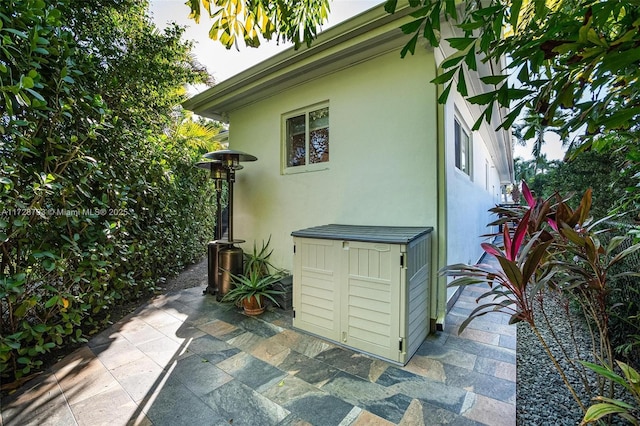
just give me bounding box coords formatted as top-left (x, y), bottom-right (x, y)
top-left (293, 237), bottom-right (340, 340)
top-left (341, 241), bottom-right (401, 362)
top-left (406, 235), bottom-right (431, 357)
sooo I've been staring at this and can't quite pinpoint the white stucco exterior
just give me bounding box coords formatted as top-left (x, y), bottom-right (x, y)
top-left (444, 92), bottom-right (502, 300)
top-left (230, 48), bottom-right (438, 270)
top-left (184, 2), bottom-right (513, 325)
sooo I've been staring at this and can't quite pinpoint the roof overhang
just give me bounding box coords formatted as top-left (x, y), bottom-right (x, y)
top-left (183, 3), bottom-right (418, 121)
top-left (467, 57), bottom-right (514, 184)
top-left (184, 1), bottom-right (513, 183)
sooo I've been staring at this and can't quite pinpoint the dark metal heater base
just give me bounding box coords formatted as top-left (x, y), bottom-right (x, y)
top-left (217, 246), bottom-right (243, 301)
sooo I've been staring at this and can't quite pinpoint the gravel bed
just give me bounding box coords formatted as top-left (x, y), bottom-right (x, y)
top-left (516, 293), bottom-right (598, 425)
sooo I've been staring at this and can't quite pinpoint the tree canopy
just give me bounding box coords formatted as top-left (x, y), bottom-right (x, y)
top-left (388, 1), bottom-right (640, 147)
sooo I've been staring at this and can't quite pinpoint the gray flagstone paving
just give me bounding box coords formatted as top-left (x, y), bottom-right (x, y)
top-left (1, 281), bottom-right (516, 426)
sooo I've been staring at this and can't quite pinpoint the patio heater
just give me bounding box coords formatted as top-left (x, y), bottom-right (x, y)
top-left (195, 160), bottom-right (228, 296)
top-left (203, 149), bottom-right (257, 300)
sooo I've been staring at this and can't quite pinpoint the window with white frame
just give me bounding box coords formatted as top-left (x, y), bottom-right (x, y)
top-left (283, 103), bottom-right (329, 172)
top-left (454, 118), bottom-right (471, 176)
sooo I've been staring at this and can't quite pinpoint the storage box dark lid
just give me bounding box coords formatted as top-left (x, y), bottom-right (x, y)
top-left (291, 224), bottom-right (433, 244)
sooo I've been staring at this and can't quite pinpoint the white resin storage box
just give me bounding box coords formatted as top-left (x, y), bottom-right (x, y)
top-left (291, 224), bottom-right (433, 365)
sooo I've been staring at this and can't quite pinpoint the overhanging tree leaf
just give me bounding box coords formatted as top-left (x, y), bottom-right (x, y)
top-left (480, 75), bottom-right (508, 85)
top-left (400, 18), bottom-right (424, 35)
top-left (431, 68), bottom-right (456, 84)
top-left (384, 0), bottom-right (399, 14)
top-left (188, 0), bottom-right (331, 48)
top-left (467, 90), bottom-right (497, 105)
top-left (457, 68), bottom-right (468, 97)
top-left (386, 0), bottom-right (640, 173)
top-left (604, 107), bottom-right (640, 131)
top-left (438, 81), bottom-right (452, 104)
top-left (446, 37), bottom-right (475, 50)
top-left (400, 32), bottom-right (420, 58)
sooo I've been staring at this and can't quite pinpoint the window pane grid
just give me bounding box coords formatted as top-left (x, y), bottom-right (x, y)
top-left (287, 114), bottom-right (306, 167)
top-left (284, 105), bottom-right (329, 170)
top-left (455, 118), bottom-right (471, 176)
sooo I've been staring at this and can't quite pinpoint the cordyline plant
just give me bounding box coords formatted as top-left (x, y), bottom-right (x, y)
top-left (441, 182), bottom-right (640, 422)
top-left (580, 360), bottom-right (640, 425)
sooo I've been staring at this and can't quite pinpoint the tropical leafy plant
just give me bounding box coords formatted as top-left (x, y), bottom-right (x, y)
top-left (170, 109), bottom-right (225, 153)
top-left (580, 360), bottom-right (640, 425)
top-left (442, 181), bottom-right (640, 415)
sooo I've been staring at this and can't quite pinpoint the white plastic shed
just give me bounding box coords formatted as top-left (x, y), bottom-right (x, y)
top-left (291, 224), bottom-right (433, 365)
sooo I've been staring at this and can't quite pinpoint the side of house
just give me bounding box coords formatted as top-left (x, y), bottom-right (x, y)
top-left (230, 46), bottom-right (438, 270)
top-left (435, 17), bottom-right (513, 312)
top-left (184, 3), bottom-right (513, 327)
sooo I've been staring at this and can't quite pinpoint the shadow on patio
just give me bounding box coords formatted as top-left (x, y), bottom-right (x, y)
top-left (1, 278), bottom-right (517, 426)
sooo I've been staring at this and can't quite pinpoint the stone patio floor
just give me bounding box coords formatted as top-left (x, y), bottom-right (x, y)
top-left (1, 282), bottom-right (516, 426)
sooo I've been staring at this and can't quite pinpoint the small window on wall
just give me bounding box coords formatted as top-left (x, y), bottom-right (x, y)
top-left (454, 118), bottom-right (471, 176)
top-left (283, 103), bottom-right (329, 173)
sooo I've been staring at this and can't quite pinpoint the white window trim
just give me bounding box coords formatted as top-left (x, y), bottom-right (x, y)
top-left (485, 160), bottom-right (490, 191)
top-left (281, 101), bottom-right (330, 175)
top-left (454, 117), bottom-right (472, 178)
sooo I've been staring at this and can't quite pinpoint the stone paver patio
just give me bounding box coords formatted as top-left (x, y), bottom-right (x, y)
top-left (1, 281), bottom-right (516, 426)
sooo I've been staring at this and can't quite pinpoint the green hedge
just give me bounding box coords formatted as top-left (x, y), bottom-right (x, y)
top-left (602, 222), bottom-right (640, 367)
top-left (1, 0), bottom-right (215, 381)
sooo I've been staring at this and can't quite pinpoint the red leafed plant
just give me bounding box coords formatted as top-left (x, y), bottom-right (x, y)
top-left (441, 181), bottom-right (640, 419)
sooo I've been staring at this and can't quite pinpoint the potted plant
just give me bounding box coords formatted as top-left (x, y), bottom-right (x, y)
top-left (222, 269), bottom-right (284, 315)
top-left (221, 237), bottom-right (287, 315)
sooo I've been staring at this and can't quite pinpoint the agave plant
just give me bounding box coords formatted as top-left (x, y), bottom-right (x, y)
top-left (244, 236), bottom-right (277, 278)
top-left (222, 237), bottom-right (287, 315)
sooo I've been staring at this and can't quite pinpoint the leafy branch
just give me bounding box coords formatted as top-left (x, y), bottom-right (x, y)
top-left (186, 0), bottom-right (331, 49)
top-left (386, 0), bottom-right (640, 146)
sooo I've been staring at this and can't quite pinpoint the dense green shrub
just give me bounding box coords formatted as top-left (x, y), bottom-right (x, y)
top-left (516, 150), bottom-right (636, 219)
top-left (1, 0), bottom-right (215, 381)
top-left (545, 150), bottom-right (637, 220)
top-left (600, 225), bottom-right (640, 367)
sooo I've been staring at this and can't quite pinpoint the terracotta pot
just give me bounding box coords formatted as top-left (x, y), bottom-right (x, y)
top-left (242, 295), bottom-right (265, 315)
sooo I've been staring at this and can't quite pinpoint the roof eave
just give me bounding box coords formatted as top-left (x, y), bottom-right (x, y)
top-left (183, 2), bottom-right (417, 120)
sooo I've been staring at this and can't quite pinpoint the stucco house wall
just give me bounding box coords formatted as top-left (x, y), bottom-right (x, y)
top-left (184, 2), bottom-right (513, 325)
top-left (432, 18), bottom-right (511, 308)
top-left (230, 48), bottom-right (439, 270)
top-left (444, 92), bottom-right (502, 270)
